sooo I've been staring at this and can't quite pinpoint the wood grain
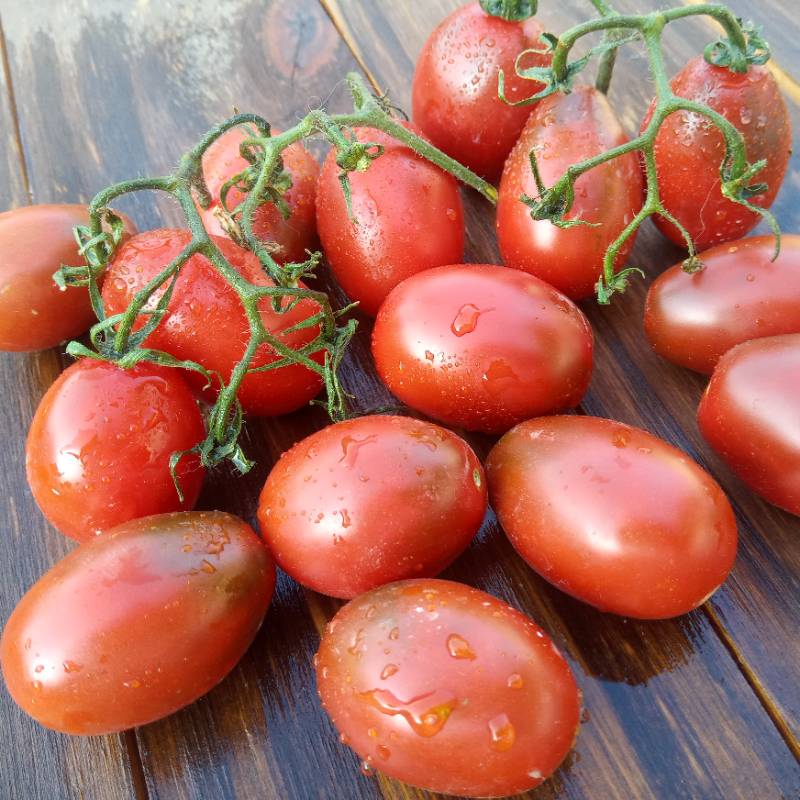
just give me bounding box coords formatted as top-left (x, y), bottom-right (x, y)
top-left (0, 0), bottom-right (798, 799)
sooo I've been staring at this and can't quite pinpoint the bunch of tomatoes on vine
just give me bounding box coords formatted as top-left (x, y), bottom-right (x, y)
top-left (0, 0), bottom-right (797, 796)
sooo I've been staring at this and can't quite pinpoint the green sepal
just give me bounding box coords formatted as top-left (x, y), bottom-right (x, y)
top-left (479, 0), bottom-right (537, 22)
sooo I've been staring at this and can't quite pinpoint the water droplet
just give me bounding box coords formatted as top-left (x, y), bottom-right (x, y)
top-left (746, 273), bottom-right (755, 282)
top-left (612, 430), bottom-right (630, 448)
top-left (376, 744), bottom-right (391, 760)
top-left (340, 509), bottom-right (352, 528)
top-left (381, 663), bottom-right (399, 680)
top-left (424, 349), bottom-right (435, 361)
top-left (445, 207), bottom-right (457, 221)
top-left (389, 627), bottom-right (400, 641)
top-left (447, 634), bottom-right (477, 660)
top-left (359, 688), bottom-right (458, 737)
top-left (34, 664), bottom-right (44, 674)
top-left (360, 760), bottom-right (374, 777)
top-left (451, 304), bottom-right (494, 336)
top-left (488, 713), bottom-right (516, 751)
top-left (339, 732), bottom-right (350, 745)
top-left (63, 660), bottom-right (82, 673)
top-left (528, 768), bottom-right (543, 780)
top-left (507, 673), bottom-right (524, 689)
top-left (339, 434), bottom-right (379, 467)
top-left (348, 629), bottom-right (366, 656)
top-left (367, 727), bottom-right (378, 738)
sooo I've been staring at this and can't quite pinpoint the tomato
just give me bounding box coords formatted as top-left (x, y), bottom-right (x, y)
top-left (411, 2), bottom-right (549, 180)
top-left (102, 228), bottom-right (323, 416)
top-left (486, 416), bottom-right (738, 619)
top-left (0, 204), bottom-right (135, 352)
top-left (372, 264), bottom-right (593, 434)
top-left (200, 127), bottom-right (319, 263)
top-left (316, 126), bottom-right (464, 317)
top-left (258, 415), bottom-right (486, 598)
top-left (698, 334), bottom-right (800, 515)
top-left (316, 579), bottom-right (580, 797)
top-left (645, 235), bottom-right (800, 374)
top-left (497, 86), bottom-right (644, 299)
top-left (0, 511), bottom-right (274, 735)
top-left (644, 56), bottom-right (791, 249)
top-left (26, 359), bottom-right (205, 541)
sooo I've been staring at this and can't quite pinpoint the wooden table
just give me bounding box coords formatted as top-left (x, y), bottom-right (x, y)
top-left (0, 1), bottom-right (798, 798)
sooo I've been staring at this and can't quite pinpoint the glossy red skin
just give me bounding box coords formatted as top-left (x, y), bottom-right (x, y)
top-left (26, 360), bottom-right (205, 542)
top-left (200, 127), bottom-right (319, 263)
top-left (411, 2), bottom-right (549, 180)
top-left (0, 511), bottom-right (275, 735)
top-left (644, 57), bottom-right (791, 249)
top-left (258, 415), bottom-right (486, 599)
top-left (498, 87), bottom-right (644, 299)
top-left (0, 204), bottom-right (136, 352)
top-left (316, 126), bottom-right (464, 317)
top-left (645, 235), bottom-right (800, 374)
top-left (486, 416), bottom-right (738, 619)
top-left (102, 228), bottom-right (323, 416)
top-left (372, 264), bottom-right (593, 434)
top-left (316, 579), bottom-right (580, 797)
top-left (698, 334), bottom-right (800, 515)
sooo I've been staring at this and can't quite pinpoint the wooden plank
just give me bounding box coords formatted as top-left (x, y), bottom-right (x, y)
top-left (0, 9), bottom-right (140, 800)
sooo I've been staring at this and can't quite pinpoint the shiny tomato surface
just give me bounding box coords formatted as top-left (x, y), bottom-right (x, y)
top-left (316, 126), bottom-right (464, 317)
top-left (316, 579), bottom-right (580, 797)
top-left (411, 2), bottom-right (549, 179)
top-left (372, 264), bottom-right (593, 433)
top-left (698, 334), bottom-right (800, 515)
top-left (0, 204), bottom-right (135, 351)
top-left (497, 86), bottom-right (644, 299)
top-left (258, 415), bottom-right (486, 598)
top-left (200, 127), bottom-right (319, 263)
top-left (645, 57), bottom-right (791, 249)
top-left (1, 511), bottom-right (275, 735)
top-left (101, 228), bottom-right (323, 415)
top-left (26, 359), bottom-right (205, 541)
top-left (486, 416), bottom-right (738, 618)
top-left (645, 234), bottom-right (800, 373)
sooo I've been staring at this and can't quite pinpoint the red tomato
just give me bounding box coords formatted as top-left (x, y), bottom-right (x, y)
top-left (316, 126), bottom-right (464, 317)
top-left (698, 334), bottom-right (800, 515)
top-left (644, 56), bottom-right (791, 249)
top-left (497, 86), bottom-right (644, 299)
top-left (316, 579), bottom-right (580, 797)
top-left (26, 359), bottom-right (205, 541)
top-left (411, 2), bottom-right (549, 179)
top-left (645, 235), bottom-right (800, 373)
top-left (0, 511), bottom-right (274, 735)
top-left (200, 127), bottom-right (319, 263)
top-left (486, 416), bottom-right (738, 618)
top-left (258, 415), bottom-right (486, 598)
top-left (0, 204), bottom-right (136, 352)
top-left (102, 228), bottom-right (323, 416)
top-left (372, 265), bottom-right (593, 434)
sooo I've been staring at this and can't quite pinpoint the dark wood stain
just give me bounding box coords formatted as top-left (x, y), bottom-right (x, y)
top-left (0, 1), bottom-right (797, 799)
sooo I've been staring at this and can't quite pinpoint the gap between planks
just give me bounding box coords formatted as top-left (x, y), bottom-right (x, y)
top-left (315, 0), bottom-right (800, 765)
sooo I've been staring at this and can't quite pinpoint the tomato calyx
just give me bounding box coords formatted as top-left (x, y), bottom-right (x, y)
top-left (479, 0), bottom-right (537, 22)
top-left (705, 20), bottom-right (771, 72)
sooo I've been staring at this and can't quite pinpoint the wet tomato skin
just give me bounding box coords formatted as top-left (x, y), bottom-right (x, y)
top-left (258, 415), bottom-right (486, 599)
top-left (0, 204), bottom-right (136, 352)
top-left (497, 86), bottom-right (644, 299)
top-left (0, 511), bottom-right (275, 735)
top-left (645, 57), bottom-right (791, 249)
top-left (200, 127), bottom-right (319, 263)
top-left (102, 228), bottom-right (323, 416)
top-left (316, 579), bottom-right (580, 797)
top-left (645, 235), bottom-right (800, 374)
top-left (26, 359), bottom-right (205, 541)
top-left (372, 264), bottom-right (593, 434)
top-left (411, 2), bottom-right (549, 180)
top-left (486, 416), bottom-right (738, 618)
top-left (316, 126), bottom-right (464, 317)
top-left (698, 334), bottom-right (800, 515)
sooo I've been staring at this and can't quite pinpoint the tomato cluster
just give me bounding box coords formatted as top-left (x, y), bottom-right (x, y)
top-left (0, 2), bottom-right (795, 798)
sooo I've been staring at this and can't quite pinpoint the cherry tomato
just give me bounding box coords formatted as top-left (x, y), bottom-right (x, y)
top-left (645, 235), bottom-right (800, 374)
top-left (497, 86), bottom-right (644, 299)
top-left (486, 416), bottom-right (738, 618)
top-left (698, 334), bottom-right (800, 515)
top-left (316, 578), bottom-right (580, 797)
top-left (1, 511), bottom-right (274, 735)
top-left (316, 126), bottom-right (464, 317)
top-left (372, 264), bottom-right (593, 434)
top-left (200, 127), bottom-right (319, 263)
top-left (644, 56), bottom-right (791, 249)
top-left (101, 228), bottom-right (323, 416)
top-left (258, 415), bottom-right (486, 598)
top-left (411, 2), bottom-right (549, 179)
top-left (26, 359), bottom-right (205, 541)
top-left (0, 204), bottom-right (135, 352)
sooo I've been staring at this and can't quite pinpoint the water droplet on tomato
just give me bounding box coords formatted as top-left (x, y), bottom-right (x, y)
top-left (339, 435), bottom-right (379, 467)
top-left (447, 634), bottom-right (477, 660)
top-left (451, 304), bottom-right (494, 336)
top-left (488, 713), bottom-right (516, 751)
top-left (507, 673), bottom-right (524, 689)
top-left (381, 663), bottom-right (399, 680)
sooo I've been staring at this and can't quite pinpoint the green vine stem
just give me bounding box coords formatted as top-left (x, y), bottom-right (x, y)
top-left (55, 72), bottom-right (496, 486)
top-left (498, 2), bottom-right (779, 303)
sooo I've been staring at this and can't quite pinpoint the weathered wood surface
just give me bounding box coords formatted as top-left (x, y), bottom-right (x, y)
top-left (0, 1), bottom-right (797, 799)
